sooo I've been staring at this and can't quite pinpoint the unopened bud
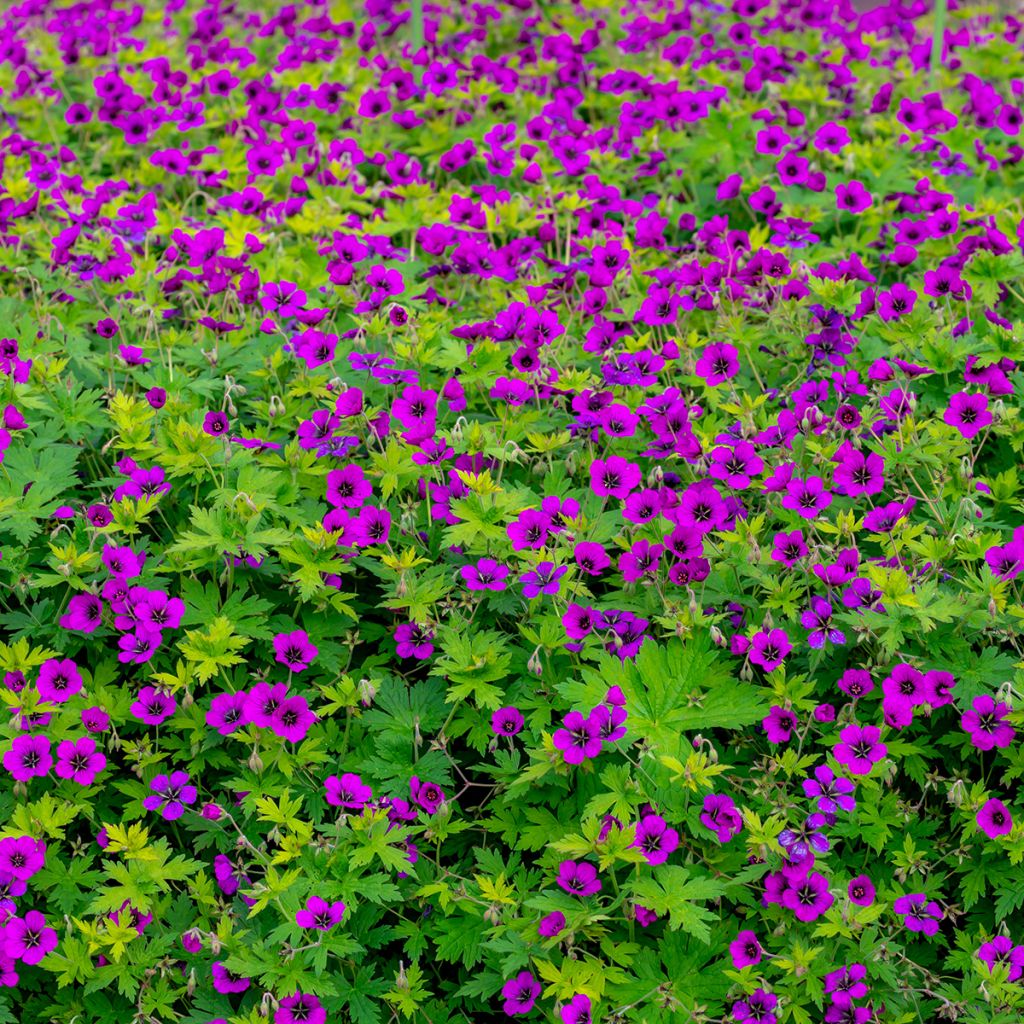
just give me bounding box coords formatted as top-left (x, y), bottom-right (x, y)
top-left (248, 749), bottom-right (264, 773)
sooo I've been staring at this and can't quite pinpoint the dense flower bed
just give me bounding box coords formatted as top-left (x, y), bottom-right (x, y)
top-left (0, 0), bottom-right (1023, 1021)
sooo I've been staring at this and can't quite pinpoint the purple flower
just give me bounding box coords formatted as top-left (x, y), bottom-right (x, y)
top-left (59, 593), bottom-right (104, 633)
top-left (0, 836), bottom-right (45, 880)
top-left (943, 392), bottom-right (992, 440)
top-left (275, 992), bottom-right (326, 1024)
top-left (977, 798), bottom-right (1013, 839)
top-left (695, 343), bottom-right (739, 385)
top-left (202, 411), bottom-right (230, 437)
top-left (501, 971), bottom-right (541, 1016)
top-left (206, 692), bottom-right (250, 735)
top-left (36, 658), bottom-right (83, 704)
top-left (395, 621), bottom-right (435, 660)
top-left (273, 630), bottom-right (318, 672)
top-left (520, 562), bottom-right (567, 598)
top-left (560, 993), bottom-right (591, 1024)
top-left (802, 766), bottom-right (856, 814)
top-left (325, 772), bottom-right (372, 810)
top-left (961, 695), bottom-right (1015, 751)
top-left (732, 988), bottom-right (778, 1024)
top-left (847, 875), bottom-right (875, 906)
top-left (326, 465), bottom-right (372, 508)
top-left (978, 936), bottom-right (1024, 982)
top-left (538, 911), bottom-right (566, 938)
top-left (729, 929), bottom-right (762, 968)
top-left (749, 630), bottom-right (792, 672)
top-left (131, 687), bottom-right (177, 725)
top-left (410, 776), bottom-right (446, 814)
top-left (553, 710), bottom-right (603, 765)
top-left (460, 558), bottom-right (509, 592)
top-left (212, 961), bottom-right (250, 994)
top-left (491, 707), bottom-right (524, 737)
top-left (800, 596), bottom-right (845, 649)
top-left (701, 793), bottom-right (743, 843)
top-left (4, 910), bottom-right (57, 965)
top-left (631, 814), bottom-right (679, 865)
top-left (270, 695), bottom-right (316, 743)
top-left (295, 896), bottom-right (345, 931)
top-left (877, 283), bottom-right (917, 321)
top-left (782, 871), bottom-right (834, 922)
top-left (54, 737), bottom-right (106, 786)
top-left (762, 705), bottom-right (798, 744)
top-left (834, 724), bottom-right (887, 776)
top-left (590, 455), bottom-right (642, 499)
top-left (893, 893), bottom-right (943, 936)
top-left (143, 770), bottom-right (197, 820)
top-left (556, 860), bottom-right (602, 896)
top-left (507, 509), bottom-right (551, 550)
top-left (771, 530), bottom-right (807, 566)
top-left (782, 476), bottom-right (833, 519)
top-left (3, 735), bottom-right (52, 782)
top-left (835, 180), bottom-right (872, 213)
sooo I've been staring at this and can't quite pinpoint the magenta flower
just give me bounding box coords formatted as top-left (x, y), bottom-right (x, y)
top-left (893, 893), bottom-right (943, 936)
top-left (695, 343), bottom-right (740, 386)
top-left (461, 558), bottom-right (510, 591)
top-left (410, 776), bottom-right (446, 814)
top-left (631, 814), bottom-right (679, 865)
top-left (834, 724), bottom-right (887, 776)
top-left (556, 860), bottom-right (602, 896)
top-left (131, 687), bottom-right (177, 725)
top-left (877, 283), bottom-right (917, 321)
top-left (325, 772), bottom-right (372, 810)
top-left (961, 695), bottom-right (1015, 751)
top-left (295, 896), bottom-right (345, 931)
top-left (54, 737), bottom-right (106, 786)
top-left (589, 455), bottom-right (642, 499)
top-left (3, 735), bottom-right (52, 782)
top-left (771, 530), bottom-right (807, 566)
top-left (326, 465), bottom-right (372, 508)
top-left (202, 411), bottom-right (230, 437)
top-left (762, 706), bottom-right (798, 744)
top-left (206, 692), bottom-right (250, 735)
top-left (491, 707), bottom-right (524, 737)
top-left (847, 875), bottom-right (876, 906)
top-left (553, 710), bottom-right (603, 764)
top-left (36, 658), bottom-right (83, 705)
top-left (701, 793), bottom-right (743, 843)
top-left (978, 936), bottom-right (1024, 981)
top-left (59, 593), bottom-right (104, 633)
top-left (275, 992), bottom-right (326, 1024)
top-left (0, 836), bottom-right (45, 880)
top-left (977, 798), bottom-right (1013, 839)
top-left (143, 771), bottom-right (197, 820)
top-left (781, 476), bottom-right (833, 519)
top-left (395, 621), bottom-right (434, 660)
top-left (273, 630), bottom-right (318, 672)
top-left (731, 989), bottom-right (778, 1024)
top-left (4, 910), bottom-right (57, 964)
top-left (244, 682), bottom-right (288, 727)
top-left (211, 961), bottom-right (250, 994)
top-left (270, 695), bottom-right (315, 743)
top-left (803, 765), bottom-right (856, 814)
top-left (729, 929), bottom-right (762, 968)
top-left (560, 994), bottom-right (591, 1024)
top-left (782, 871), bottom-right (834, 922)
top-left (943, 392), bottom-right (992, 440)
top-left (749, 629), bottom-right (792, 672)
top-left (835, 180), bottom-right (872, 213)
top-left (507, 509), bottom-right (551, 550)
top-left (538, 911), bottom-right (566, 938)
top-left (501, 971), bottom-right (541, 1016)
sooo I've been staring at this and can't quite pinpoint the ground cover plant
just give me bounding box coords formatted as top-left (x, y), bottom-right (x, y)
top-left (0, 0), bottom-right (1022, 1021)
